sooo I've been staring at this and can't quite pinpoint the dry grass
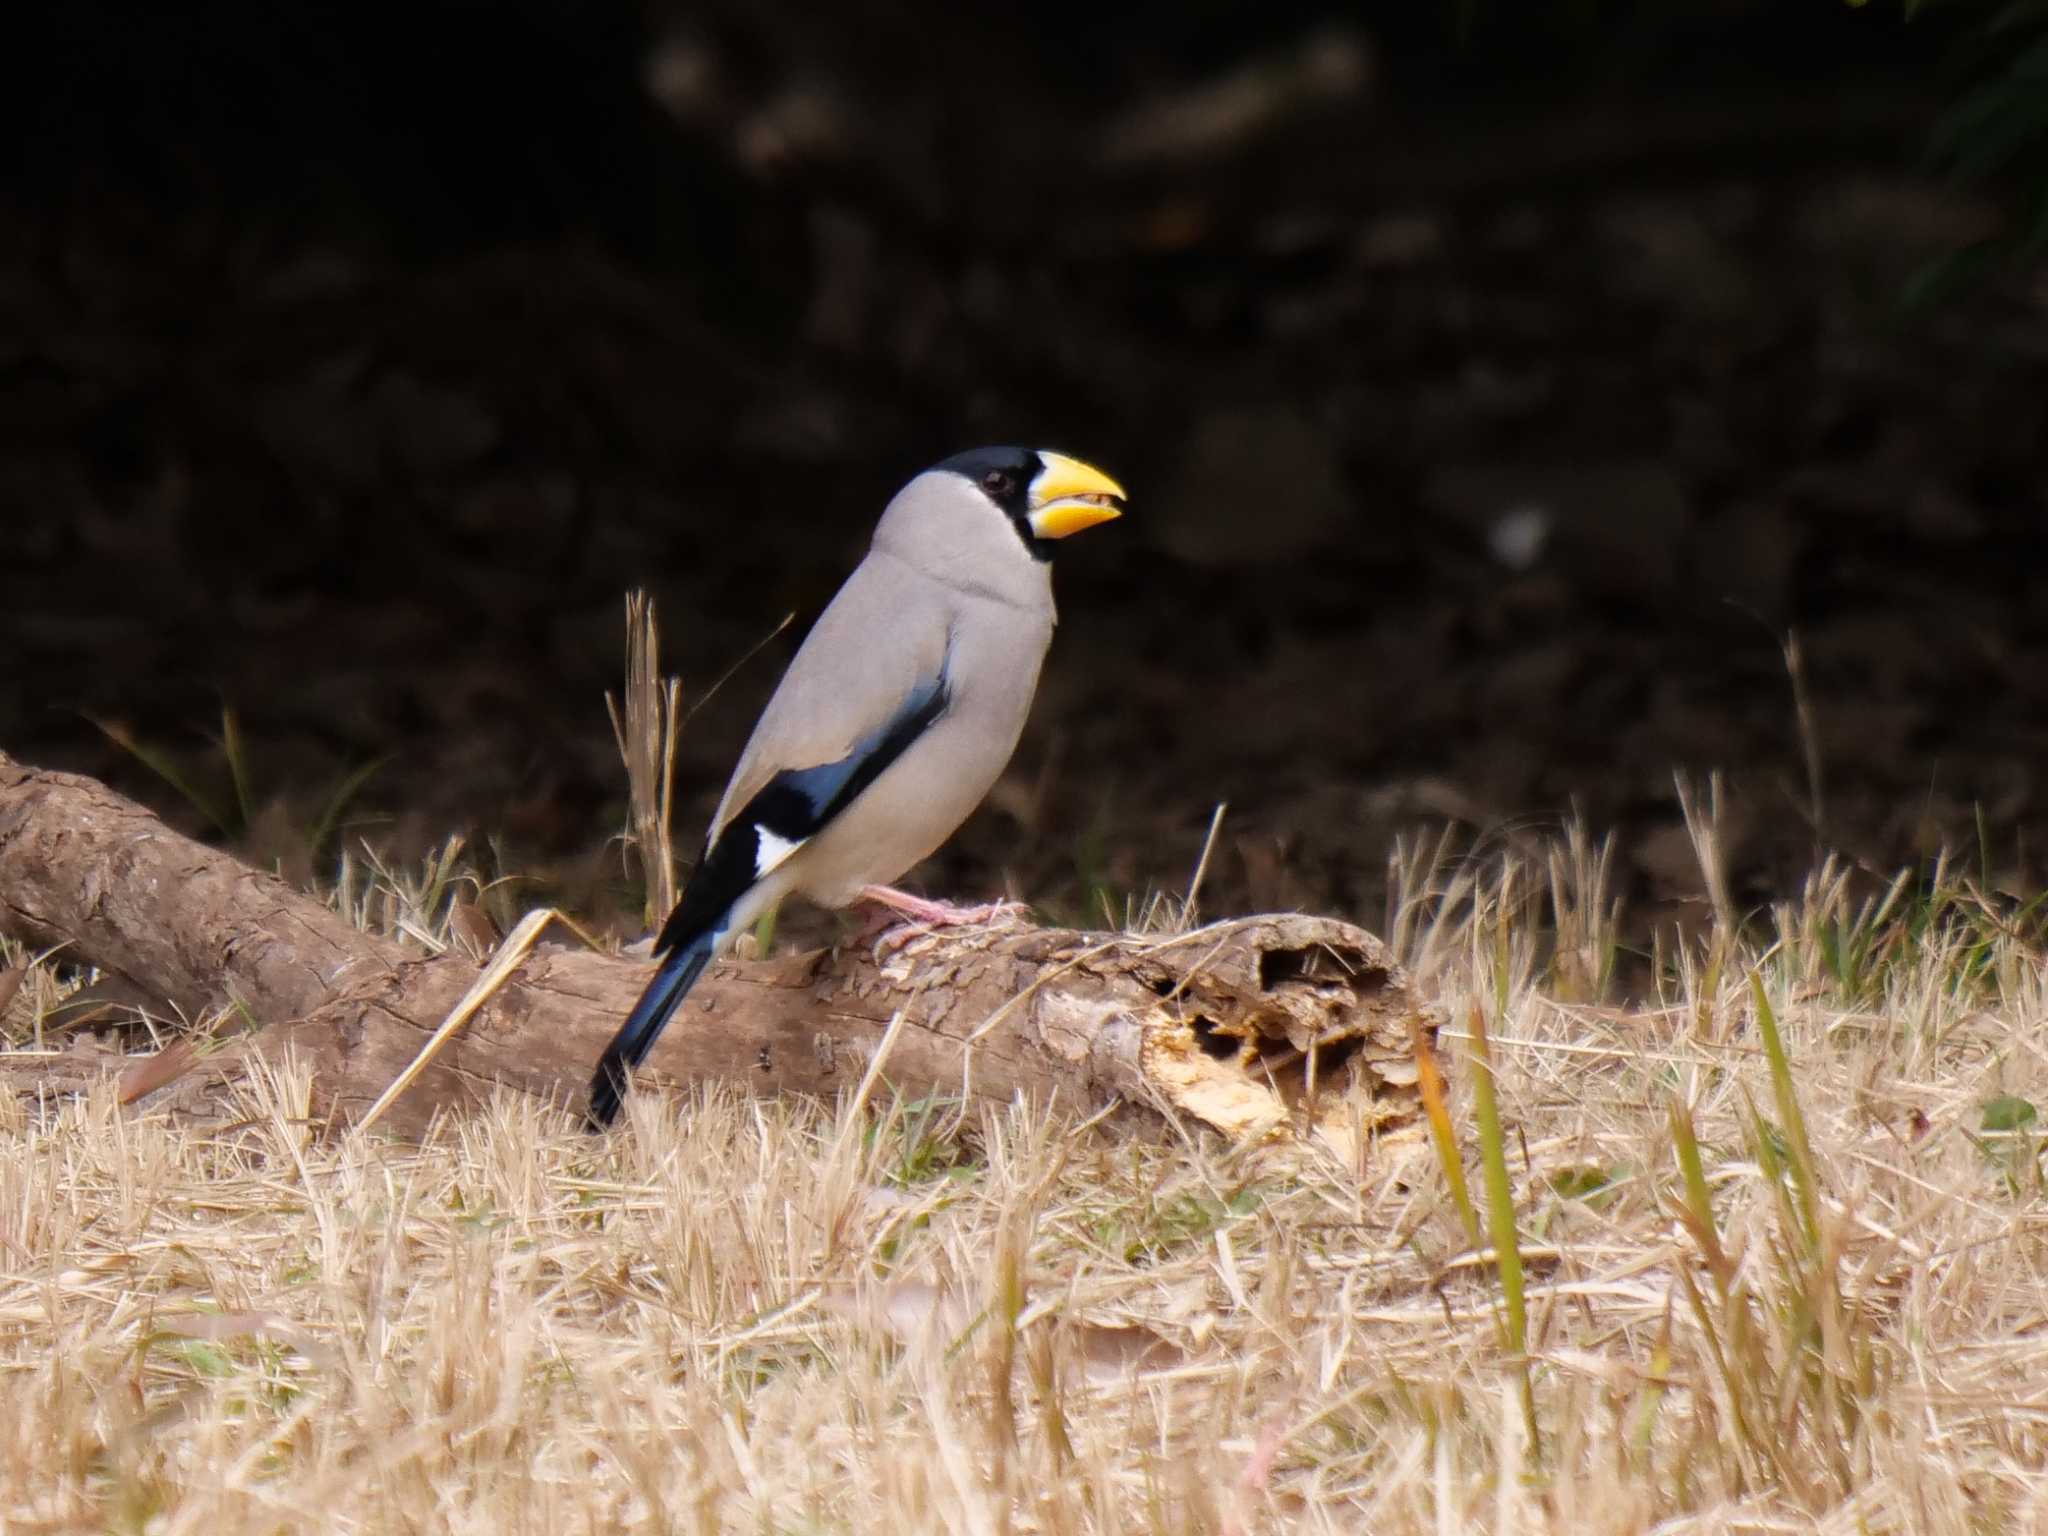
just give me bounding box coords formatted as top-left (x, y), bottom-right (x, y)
top-left (6, 807), bottom-right (2048, 1534)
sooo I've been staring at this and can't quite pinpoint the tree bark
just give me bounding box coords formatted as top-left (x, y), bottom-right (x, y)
top-left (0, 751), bottom-right (1439, 1151)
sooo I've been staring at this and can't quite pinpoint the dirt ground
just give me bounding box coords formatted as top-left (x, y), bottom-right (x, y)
top-left (4, 3), bottom-right (2044, 958)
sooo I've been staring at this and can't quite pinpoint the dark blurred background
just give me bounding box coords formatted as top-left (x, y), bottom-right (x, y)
top-left (3, 0), bottom-right (2044, 944)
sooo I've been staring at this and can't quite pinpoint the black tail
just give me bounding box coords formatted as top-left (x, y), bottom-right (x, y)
top-left (586, 928), bottom-right (719, 1128)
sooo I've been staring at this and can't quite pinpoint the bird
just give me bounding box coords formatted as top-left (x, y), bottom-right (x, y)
top-left (587, 447), bottom-right (1126, 1126)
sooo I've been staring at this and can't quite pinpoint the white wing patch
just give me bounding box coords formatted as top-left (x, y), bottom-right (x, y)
top-left (753, 828), bottom-right (807, 878)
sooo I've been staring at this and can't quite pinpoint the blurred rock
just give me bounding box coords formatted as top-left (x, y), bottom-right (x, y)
top-left (1424, 459), bottom-right (1691, 595)
top-left (1796, 176), bottom-right (2001, 291)
top-left (1100, 26), bottom-right (1373, 166)
top-left (642, 24), bottom-right (859, 180)
top-left (1486, 506), bottom-right (1550, 570)
top-left (1355, 210), bottom-right (1444, 269)
top-left (642, 25), bottom-right (720, 123)
top-left (1596, 192), bottom-right (1756, 322)
top-left (737, 78), bottom-right (855, 176)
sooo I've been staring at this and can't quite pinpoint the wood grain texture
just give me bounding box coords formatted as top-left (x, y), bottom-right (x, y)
top-left (0, 750), bottom-right (1440, 1151)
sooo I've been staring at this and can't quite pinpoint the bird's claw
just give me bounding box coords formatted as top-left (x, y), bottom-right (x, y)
top-left (855, 886), bottom-right (1031, 955)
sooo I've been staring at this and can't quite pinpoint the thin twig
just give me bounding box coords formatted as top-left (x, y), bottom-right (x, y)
top-left (351, 907), bottom-right (570, 1137)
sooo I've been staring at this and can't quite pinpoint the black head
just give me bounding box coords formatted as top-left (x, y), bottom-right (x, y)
top-left (933, 446), bottom-right (1125, 562)
top-left (936, 445), bottom-right (1044, 553)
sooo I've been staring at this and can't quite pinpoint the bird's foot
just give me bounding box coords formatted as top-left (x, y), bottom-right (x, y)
top-left (859, 884), bottom-right (1029, 926)
top-left (856, 885), bottom-right (1031, 952)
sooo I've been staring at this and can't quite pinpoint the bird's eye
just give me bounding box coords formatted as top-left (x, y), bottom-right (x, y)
top-left (981, 470), bottom-right (1013, 499)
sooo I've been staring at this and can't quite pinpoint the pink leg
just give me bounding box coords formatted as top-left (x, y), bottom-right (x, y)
top-left (858, 884), bottom-right (1030, 926)
top-left (855, 885), bottom-right (1031, 951)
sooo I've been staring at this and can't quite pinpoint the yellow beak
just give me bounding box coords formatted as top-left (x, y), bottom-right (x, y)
top-left (1026, 452), bottom-right (1126, 540)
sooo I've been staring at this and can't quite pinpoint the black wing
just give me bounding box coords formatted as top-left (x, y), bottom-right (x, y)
top-left (650, 669), bottom-right (950, 955)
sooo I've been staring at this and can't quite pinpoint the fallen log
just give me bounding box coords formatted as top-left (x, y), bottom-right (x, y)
top-left (0, 750), bottom-right (1440, 1151)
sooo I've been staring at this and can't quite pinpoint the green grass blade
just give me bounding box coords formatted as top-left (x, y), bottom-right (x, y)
top-left (84, 714), bottom-right (233, 834)
top-left (307, 756), bottom-right (390, 862)
top-left (218, 705), bottom-right (255, 836)
top-left (1668, 1097), bottom-right (1732, 1291)
top-left (1466, 1006), bottom-right (1537, 1449)
top-left (1750, 971), bottom-right (1821, 1255)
